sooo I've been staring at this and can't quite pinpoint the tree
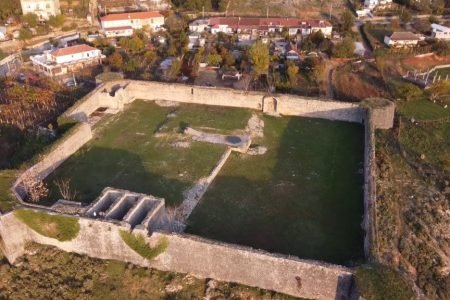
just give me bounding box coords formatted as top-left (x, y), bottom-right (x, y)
top-left (248, 41), bottom-right (269, 77)
top-left (332, 37), bottom-right (355, 58)
top-left (18, 28), bottom-right (33, 42)
top-left (432, 41), bottom-right (450, 56)
top-left (166, 59), bottom-right (181, 81)
top-left (400, 9), bottom-right (412, 23)
top-left (21, 13), bottom-right (38, 27)
top-left (287, 61), bottom-right (299, 85)
top-left (340, 10), bottom-right (355, 33)
top-left (224, 52), bottom-right (235, 67)
top-left (207, 53), bottom-right (222, 66)
top-left (48, 14), bottom-right (65, 27)
top-left (55, 178), bottom-right (78, 201)
top-left (108, 52), bottom-right (124, 70)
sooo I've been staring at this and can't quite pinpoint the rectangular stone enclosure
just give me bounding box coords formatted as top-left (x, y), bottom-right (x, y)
top-left (45, 100), bottom-right (364, 265)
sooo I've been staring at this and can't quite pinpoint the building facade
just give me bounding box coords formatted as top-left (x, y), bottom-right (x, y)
top-left (31, 44), bottom-right (103, 77)
top-left (384, 32), bottom-right (420, 47)
top-left (20, 0), bottom-right (60, 20)
top-left (100, 11), bottom-right (165, 32)
top-left (431, 23), bottom-right (450, 40)
top-left (192, 17), bottom-right (333, 38)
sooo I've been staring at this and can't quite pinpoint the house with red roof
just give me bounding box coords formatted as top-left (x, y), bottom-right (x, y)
top-left (197, 17), bottom-right (332, 38)
top-left (100, 11), bottom-right (165, 34)
top-left (30, 44), bottom-right (104, 77)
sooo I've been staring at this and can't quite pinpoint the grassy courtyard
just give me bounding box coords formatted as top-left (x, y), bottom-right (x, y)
top-left (186, 116), bottom-right (365, 265)
top-left (45, 101), bottom-right (251, 206)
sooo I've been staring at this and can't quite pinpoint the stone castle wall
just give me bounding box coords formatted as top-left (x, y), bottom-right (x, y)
top-left (0, 210), bottom-right (354, 300)
top-left (66, 80), bottom-right (367, 124)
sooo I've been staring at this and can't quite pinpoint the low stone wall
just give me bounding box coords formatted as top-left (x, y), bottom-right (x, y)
top-left (65, 80), bottom-right (367, 124)
top-left (0, 210), bottom-right (354, 300)
top-left (363, 111), bottom-right (379, 260)
top-left (12, 123), bottom-right (93, 203)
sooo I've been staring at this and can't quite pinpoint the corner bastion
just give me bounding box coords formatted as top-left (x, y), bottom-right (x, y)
top-left (2, 80), bottom-right (395, 300)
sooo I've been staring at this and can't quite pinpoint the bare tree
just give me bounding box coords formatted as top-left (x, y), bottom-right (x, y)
top-left (21, 170), bottom-right (48, 203)
top-left (54, 178), bottom-right (78, 201)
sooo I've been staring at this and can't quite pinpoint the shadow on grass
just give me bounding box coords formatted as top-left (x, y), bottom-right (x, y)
top-left (44, 146), bottom-right (191, 207)
top-left (187, 117), bottom-right (365, 265)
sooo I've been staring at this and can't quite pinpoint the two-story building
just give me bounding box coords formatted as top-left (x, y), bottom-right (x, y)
top-left (20, 0), bottom-right (60, 20)
top-left (431, 23), bottom-right (450, 40)
top-left (100, 11), bottom-right (165, 35)
top-left (30, 44), bottom-right (104, 77)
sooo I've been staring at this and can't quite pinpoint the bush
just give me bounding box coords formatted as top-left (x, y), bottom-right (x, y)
top-left (14, 209), bottom-right (80, 241)
top-left (332, 38), bottom-right (355, 58)
top-left (120, 230), bottom-right (168, 260)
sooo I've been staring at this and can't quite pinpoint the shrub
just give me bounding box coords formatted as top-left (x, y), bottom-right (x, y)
top-left (332, 37), bottom-right (355, 58)
top-left (119, 230), bottom-right (168, 260)
top-left (14, 209), bottom-right (80, 241)
top-left (355, 264), bottom-right (415, 300)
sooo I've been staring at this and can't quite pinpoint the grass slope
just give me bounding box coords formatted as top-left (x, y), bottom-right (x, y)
top-left (187, 115), bottom-right (365, 265)
top-left (14, 209), bottom-right (80, 241)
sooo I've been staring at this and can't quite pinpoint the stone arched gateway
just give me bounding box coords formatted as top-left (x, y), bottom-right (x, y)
top-left (262, 97), bottom-right (278, 113)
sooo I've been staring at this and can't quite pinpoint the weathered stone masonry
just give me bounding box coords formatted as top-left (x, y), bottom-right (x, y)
top-left (2, 81), bottom-right (395, 300)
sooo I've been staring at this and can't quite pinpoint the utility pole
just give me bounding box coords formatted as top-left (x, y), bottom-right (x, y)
top-left (329, 4), bottom-right (332, 20)
top-left (202, 6), bottom-right (205, 19)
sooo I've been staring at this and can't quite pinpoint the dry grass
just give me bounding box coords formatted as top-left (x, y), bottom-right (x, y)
top-left (334, 63), bottom-right (388, 102)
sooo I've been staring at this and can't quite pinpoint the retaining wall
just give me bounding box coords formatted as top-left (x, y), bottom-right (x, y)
top-left (65, 80), bottom-right (366, 124)
top-left (0, 210), bottom-right (354, 300)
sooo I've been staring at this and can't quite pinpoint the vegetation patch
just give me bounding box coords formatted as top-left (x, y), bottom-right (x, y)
top-left (14, 209), bottom-right (80, 241)
top-left (355, 264), bottom-right (415, 300)
top-left (0, 243), bottom-right (296, 299)
top-left (119, 230), bottom-right (168, 260)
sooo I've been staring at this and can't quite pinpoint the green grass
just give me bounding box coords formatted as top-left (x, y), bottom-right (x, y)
top-left (45, 101), bottom-right (251, 206)
top-left (399, 120), bottom-right (450, 171)
top-left (0, 170), bottom-right (18, 212)
top-left (429, 67), bottom-right (450, 80)
top-left (120, 230), bottom-right (168, 260)
top-left (399, 100), bottom-right (450, 121)
top-left (14, 209), bottom-right (80, 241)
top-left (355, 264), bottom-right (415, 300)
top-left (187, 116), bottom-right (365, 265)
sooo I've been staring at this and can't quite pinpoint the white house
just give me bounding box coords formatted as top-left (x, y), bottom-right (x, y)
top-left (100, 11), bottom-right (165, 32)
top-left (30, 44), bottom-right (104, 77)
top-left (189, 19), bottom-right (209, 32)
top-left (431, 23), bottom-right (450, 40)
top-left (20, 0), bottom-right (60, 20)
top-left (104, 26), bottom-right (134, 38)
top-left (188, 33), bottom-right (205, 49)
top-left (384, 32), bottom-right (420, 47)
top-left (0, 27), bottom-right (7, 41)
top-left (364, 0), bottom-right (392, 9)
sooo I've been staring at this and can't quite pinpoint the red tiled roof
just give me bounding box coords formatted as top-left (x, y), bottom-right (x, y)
top-left (100, 11), bottom-right (163, 22)
top-left (389, 32), bottom-right (420, 41)
top-left (51, 44), bottom-right (98, 57)
top-left (208, 17), bottom-right (331, 29)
